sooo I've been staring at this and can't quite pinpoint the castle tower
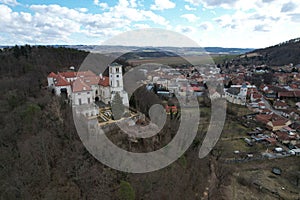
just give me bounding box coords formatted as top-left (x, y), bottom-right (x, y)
top-left (109, 63), bottom-right (129, 106)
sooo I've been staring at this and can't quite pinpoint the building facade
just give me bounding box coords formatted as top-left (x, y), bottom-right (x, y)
top-left (47, 63), bottom-right (129, 116)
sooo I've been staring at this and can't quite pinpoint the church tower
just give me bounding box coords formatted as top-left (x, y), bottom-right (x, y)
top-left (109, 63), bottom-right (123, 93)
top-left (109, 63), bottom-right (129, 106)
top-left (239, 83), bottom-right (248, 97)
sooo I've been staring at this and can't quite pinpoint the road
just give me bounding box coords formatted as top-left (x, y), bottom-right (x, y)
top-left (260, 97), bottom-right (283, 116)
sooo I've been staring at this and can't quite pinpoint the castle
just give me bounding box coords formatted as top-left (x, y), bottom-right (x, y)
top-left (47, 63), bottom-right (129, 116)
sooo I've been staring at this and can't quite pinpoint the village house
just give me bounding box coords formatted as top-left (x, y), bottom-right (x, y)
top-left (273, 100), bottom-right (289, 110)
top-left (256, 113), bottom-right (292, 131)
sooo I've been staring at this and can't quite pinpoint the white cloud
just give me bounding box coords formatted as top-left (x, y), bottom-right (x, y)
top-left (129, 0), bottom-right (138, 7)
top-left (175, 25), bottom-right (196, 34)
top-left (0, 0), bottom-right (18, 6)
top-left (184, 0), bottom-right (202, 6)
top-left (281, 2), bottom-right (297, 13)
top-left (181, 14), bottom-right (199, 22)
top-left (94, 0), bottom-right (109, 10)
top-left (198, 21), bottom-right (214, 31)
top-left (1, 0), bottom-right (300, 48)
top-left (0, 2), bottom-right (171, 45)
top-left (150, 0), bottom-right (176, 10)
top-left (76, 8), bottom-right (89, 13)
top-left (133, 23), bottom-right (151, 29)
top-left (0, 4), bottom-right (76, 44)
top-left (208, 1), bottom-right (300, 47)
top-left (184, 5), bottom-right (196, 11)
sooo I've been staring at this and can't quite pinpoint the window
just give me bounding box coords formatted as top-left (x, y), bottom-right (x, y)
top-left (116, 68), bottom-right (120, 73)
top-left (78, 93), bottom-right (81, 95)
top-left (88, 98), bottom-right (90, 104)
top-left (96, 90), bottom-right (98, 95)
top-left (78, 98), bottom-right (82, 105)
top-left (117, 80), bottom-right (120, 87)
top-left (87, 92), bottom-right (90, 94)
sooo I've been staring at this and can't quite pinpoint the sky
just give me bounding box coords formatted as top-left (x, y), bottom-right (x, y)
top-left (0, 0), bottom-right (300, 48)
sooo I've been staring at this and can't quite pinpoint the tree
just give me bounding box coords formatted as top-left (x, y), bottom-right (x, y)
top-left (118, 181), bottom-right (135, 200)
top-left (111, 92), bottom-right (125, 120)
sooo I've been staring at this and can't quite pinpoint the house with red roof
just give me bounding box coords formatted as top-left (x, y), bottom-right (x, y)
top-left (273, 100), bottom-right (288, 110)
top-left (256, 113), bottom-right (292, 131)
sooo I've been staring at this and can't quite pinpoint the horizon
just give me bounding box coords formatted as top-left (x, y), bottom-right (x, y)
top-left (1, 0), bottom-right (300, 48)
top-left (0, 44), bottom-right (256, 49)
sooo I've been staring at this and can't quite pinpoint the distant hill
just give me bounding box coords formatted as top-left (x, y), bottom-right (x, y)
top-left (26, 45), bottom-right (252, 56)
top-left (238, 38), bottom-right (300, 66)
top-left (119, 48), bottom-right (178, 60)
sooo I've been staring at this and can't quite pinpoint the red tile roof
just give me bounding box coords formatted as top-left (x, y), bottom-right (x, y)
top-left (59, 71), bottom-right (77, 78)
top-left (270, 119), bottom-right (289, 127)
top-left (261, 109), bottom-right (272, 114)
top-left (83, 76), bottom-right (100, 86)
top-left (72, 79), bottom-right (92, 93)
top-left (256, 114), bottom-right (272, 124)
top-left (77, 70), bottom-right (97, 77)
top-left (265, 137), bottom-right (277, 144)
top-left (275, 131), bottom-right (290, 141)
top-left (274, 101), bottom-right (288, 108)
top-left (47, 72), bottom-right (57, 78)
top-left (278, 91), bottom-right (300, 98)
top-left (256, 113), bottom-right (286, 124)
top-left (252, 93), bottom-right (262, 99)
top-left (98, 76), bottom-right (110, 87)
top-left (55, 74), bottom-right (70, 86)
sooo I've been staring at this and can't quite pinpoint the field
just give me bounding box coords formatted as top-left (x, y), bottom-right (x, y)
top-left (127, 55), bottom-right (224, 66)
top-left (227, 157), bottom-right (300, 200)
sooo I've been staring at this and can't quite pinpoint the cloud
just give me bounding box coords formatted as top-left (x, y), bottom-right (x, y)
top-left (150, 0), bottom-right (176, 10)
top-left (0, 2), bottom-right (171, 45)
top-left (198, 22), bottom-right (214, 31)
top-left (184, 5), bottom-right (196, 11)
top-left (249, 14), bottom-right (266, 21)
top-left (175, 25), bottom-right (195, 34)
top-left (289, 13), bottom-right (300, 22)
top-left (181, 14), bottom-right (199, 22)
top-left (0, 4), bottom-right (77, 44)
top-left (133, 23), bottom-right (151, 29)
top-left (185, 0), bottom-right (236, 8)
top-left (254, 24), bottom-right (270, 32)
top-left (281, 2), bottom-right (296, 13)
top-left (76, 8), bottom-right (89, 12)
top-left (0, 0), bottom-right (18, 6)
top-left (94, 0), bottom-right (109, 10)
top-left (129, 0), bottom-right (138, 8)
top-left (184, 0), bottom-right (202, 6)
top-left (262, 0), bottom-right (275, 3)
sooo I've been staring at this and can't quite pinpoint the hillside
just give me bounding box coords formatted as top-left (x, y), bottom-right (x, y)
top-left (1, 45), bottom-right (299, 199)
top-left (0, 45), bottom-right (213, 199)
top-left (237, 38), bottom-right (300, 66)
